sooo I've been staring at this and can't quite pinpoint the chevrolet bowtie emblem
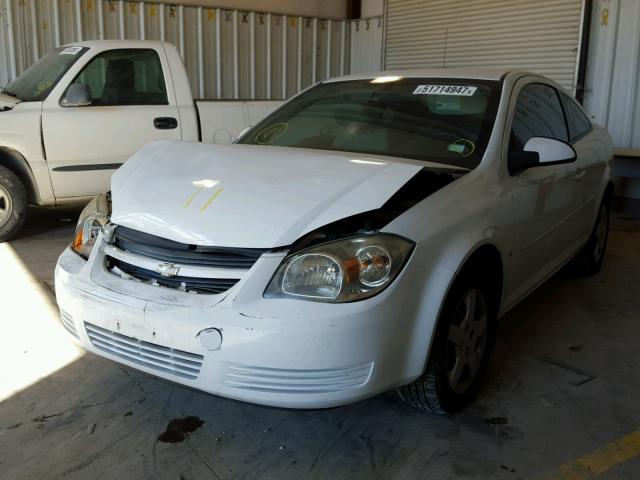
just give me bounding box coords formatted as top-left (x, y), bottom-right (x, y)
top-left (155, 262), bottom-right (180, 277)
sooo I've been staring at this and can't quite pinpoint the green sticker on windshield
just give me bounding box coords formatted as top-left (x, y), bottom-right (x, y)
top-left (255, 123), bottom-right (288, 145)
top-left (448, 139), bottom-right (476, 157)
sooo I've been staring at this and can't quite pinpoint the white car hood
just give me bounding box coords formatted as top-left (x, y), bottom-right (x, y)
top-left (0, 93), bottom-right (20, 110)
top-left (111, 141), bottom-right (427, 248)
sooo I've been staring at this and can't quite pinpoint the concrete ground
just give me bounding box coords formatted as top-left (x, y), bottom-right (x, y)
top-left (1, 204), bottom-right (639, 480)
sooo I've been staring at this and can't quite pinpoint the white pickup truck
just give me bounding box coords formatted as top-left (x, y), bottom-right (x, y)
top-left (0, 40), bottom-right (282, 241)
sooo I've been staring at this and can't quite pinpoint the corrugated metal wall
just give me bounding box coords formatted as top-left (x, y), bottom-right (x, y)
top-left (384, 0), bottom-right (585, 93)
top-left (0, 0), bottom-right (368, 99)
top-left (584, 0), bottom-right (640, 149)
top-left (349, 16), bottom-right (383, 73)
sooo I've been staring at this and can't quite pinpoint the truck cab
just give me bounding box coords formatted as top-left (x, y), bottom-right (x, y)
top-left (0, 40), bottom-right (281, 241)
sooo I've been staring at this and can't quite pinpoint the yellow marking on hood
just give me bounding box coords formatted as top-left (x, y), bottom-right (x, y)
top-left (200, 187), bottom-right (224, 213)
top-left (183, 187), bottom-right (204, 210)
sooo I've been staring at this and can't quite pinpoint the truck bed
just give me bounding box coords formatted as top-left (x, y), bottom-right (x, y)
top-left (196, 100), bottom-right (283, 144)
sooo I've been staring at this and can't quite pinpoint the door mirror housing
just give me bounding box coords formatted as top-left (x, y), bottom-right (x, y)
top-left (510, 136), bottom-right (577, 174)
top-left (60, 83), bottom-right (92, 107)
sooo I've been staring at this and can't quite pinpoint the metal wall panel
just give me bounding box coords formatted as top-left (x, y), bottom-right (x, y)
top-left (384, 0), bottom-right (584, 92)
top-left (584, 0), bottom-right (640, 149)
top-left (350, 16), bottom-right (383, 74)
top-left (0, 0), bottom-right (357, 99)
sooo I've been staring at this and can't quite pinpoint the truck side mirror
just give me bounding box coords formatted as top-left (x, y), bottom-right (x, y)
top-left (60, 83), bottom-right (92, 107)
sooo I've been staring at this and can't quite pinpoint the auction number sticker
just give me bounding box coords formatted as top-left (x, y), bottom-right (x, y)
top-left (59, 46), bottom-right (83, 55)
top-left (413, 85), bottom-right (477, 96)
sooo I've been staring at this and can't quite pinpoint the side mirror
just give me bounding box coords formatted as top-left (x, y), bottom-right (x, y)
top-left (60, 83), bottom-right (92, 107)
top-left (510, 136), bottom-right (576, 174)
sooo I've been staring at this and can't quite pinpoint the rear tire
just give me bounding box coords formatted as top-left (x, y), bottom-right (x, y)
top-left (0, 165), bottom-right (27, 242)
top-left (397, 272), bottom-right (496, 414)
top-left (569, 200), bottom-right (610, 276)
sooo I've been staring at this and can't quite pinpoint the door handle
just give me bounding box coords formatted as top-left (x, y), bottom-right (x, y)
top-left (573, 170), bottom-right (586, 182)
top-left (154, 117), bottom-right (178, 130)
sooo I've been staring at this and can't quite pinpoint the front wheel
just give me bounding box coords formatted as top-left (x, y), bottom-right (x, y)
top-left (0, 165), bottom-right (28, 242)
top-left (397, 277), bottom-right (495, 414)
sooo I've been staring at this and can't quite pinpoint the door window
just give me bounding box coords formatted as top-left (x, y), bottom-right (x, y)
top-left (508, 83), bottom-right (569, 174)
top-left (560, 93), bottom-right (592, 142)
top-left (510, 83), bottom-right (568, 151)
top-left (68, 49), bottom-right (167, 106)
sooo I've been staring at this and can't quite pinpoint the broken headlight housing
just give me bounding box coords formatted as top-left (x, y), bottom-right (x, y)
top-left (264, 234), bottom-right (414, 303)
top-left (71, 193), bottom-right (111, 259)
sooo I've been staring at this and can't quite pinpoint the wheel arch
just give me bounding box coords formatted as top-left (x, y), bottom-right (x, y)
top-left (454, 243), bottom-right (504, 319)
top-left (408, 240), bottom-right (505, 377)
top-left (0, 146), bottom-right (40, 204)
top-left (603, 180), bottom-right (614, 206)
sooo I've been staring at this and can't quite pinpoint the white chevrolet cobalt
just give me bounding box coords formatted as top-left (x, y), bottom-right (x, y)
top-left (55, 69), bottom-right (613, 413)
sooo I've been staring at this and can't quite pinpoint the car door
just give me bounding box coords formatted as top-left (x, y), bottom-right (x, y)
top-left (503, 81), bottom-right (581, 305)
top-left (559, 92), bottom-right (602, 243)
top-left (42, 48), bottom-right (181, 199)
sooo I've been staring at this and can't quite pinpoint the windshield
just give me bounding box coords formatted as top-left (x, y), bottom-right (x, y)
top-left (238, 78), bottom-right (502, 168)
top-left (3, 46), bottom-right (88, 102)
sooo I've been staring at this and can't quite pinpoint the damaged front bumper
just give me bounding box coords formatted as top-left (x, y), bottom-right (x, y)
top-left (54, 238), bottom-right (430, 408)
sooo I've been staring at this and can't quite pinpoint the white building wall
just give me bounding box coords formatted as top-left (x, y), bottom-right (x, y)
top-left (350, 16), bottom-right (383, 74)
top-left (584, 0), bottom-right (640, 149)
top-left (0, 0), bottom-right (353, 98)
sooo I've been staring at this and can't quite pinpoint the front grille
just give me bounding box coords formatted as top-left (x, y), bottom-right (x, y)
top-left (85, 322), bottom-right (204, 380)
top-left (107, 256), bottom-right (239, 294)
top-left (60, 310), bottom-right (80, 340)
top-left (113, 226), bottom-right (267, 269)
top-left (224, 362), bottom-right (373, 394)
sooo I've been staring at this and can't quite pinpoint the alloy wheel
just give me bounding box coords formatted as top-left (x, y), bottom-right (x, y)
top-left (446, 288), bottom-right (488, 394)
top-left (0, 184), bottom-right (13, 229)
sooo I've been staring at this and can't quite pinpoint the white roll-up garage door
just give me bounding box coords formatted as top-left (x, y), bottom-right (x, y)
top-left (384, 0), bottom-right (585, 92)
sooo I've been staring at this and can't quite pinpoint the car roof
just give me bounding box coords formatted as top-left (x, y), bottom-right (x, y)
top-left (324, 68), bottom-right (534, 83)
top-left (62, 40), bottom-right (170, 49)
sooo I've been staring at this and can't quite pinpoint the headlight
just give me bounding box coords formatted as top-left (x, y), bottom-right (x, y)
top-left (71, 193), bottom-right (111, 259)
top-left (264, 234), bottom-right (414, 302)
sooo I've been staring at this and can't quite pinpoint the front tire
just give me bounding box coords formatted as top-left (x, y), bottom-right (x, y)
top-left (0, 165), bottom-right (27, 242)
top-left (397, 275), bottom-right (495, 414)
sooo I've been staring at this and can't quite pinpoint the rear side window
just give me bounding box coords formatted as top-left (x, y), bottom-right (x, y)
top-left (560, 93), bottom-right (592, 142)
top-left (509, 83), bottom-right (568, 152)
top-left (70, 49), bottom-right (167, 106)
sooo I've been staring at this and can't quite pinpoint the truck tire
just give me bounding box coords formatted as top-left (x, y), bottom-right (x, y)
top-left (397, 272), bottom-right (495, 414)
top-left (0, 165), bottom-right (27, 242)
top-left (569, 200), bottom-right (610, 276)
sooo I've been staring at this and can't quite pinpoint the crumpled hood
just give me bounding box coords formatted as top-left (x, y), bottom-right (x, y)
top-left (0, 93), bottom-right (20, 110)
top-left (111, 141), bottom-right (425, 248)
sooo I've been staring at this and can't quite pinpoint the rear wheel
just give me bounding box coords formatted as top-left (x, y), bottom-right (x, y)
top-left (397, 275), bottom-right (495, 414)
top-left (570, 200), bottom-right (610, 276)
top-left (0, 165), bottom-right (27, 242)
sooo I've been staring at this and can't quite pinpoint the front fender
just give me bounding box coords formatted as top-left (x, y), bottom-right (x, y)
top-left (381, 169), bottom-right (511, 377)
top-left (0, 102), bottom-right (54, 204)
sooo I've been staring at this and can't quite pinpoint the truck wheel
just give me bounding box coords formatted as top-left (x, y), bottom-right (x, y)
top-left (569, 200), bottom-right (610, 276)
top-left (0, 165), bottom-right (27, 242)
top-left (397, 274), bottom-right (495, 414)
